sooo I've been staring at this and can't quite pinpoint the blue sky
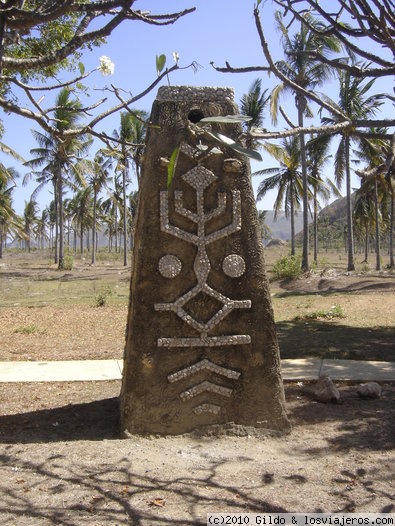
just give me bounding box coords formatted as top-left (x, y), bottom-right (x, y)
top-left (1, 0), bottom-right (393, 216)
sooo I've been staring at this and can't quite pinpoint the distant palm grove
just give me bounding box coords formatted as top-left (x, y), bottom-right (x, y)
top-left (0, 1), bottom-right (393, 271)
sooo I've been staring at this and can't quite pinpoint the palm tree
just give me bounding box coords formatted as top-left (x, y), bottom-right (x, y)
top-left (306, 135), bottom-right (341, 263)
top-left (0, 143), bottom-right (25, 186)
top-left (257, 210), bottom-right (272, 244)
top-left (254, 136), bottom-right (303, 254)
top-left (101, 195), bottom-right (116, 253)
top-left (101, 173), bottom-right (124, 253)
top-left (240, 78), bottom-right (270, 149)
top-left (25, 88), bottom-right (91, 269)
top-left (128, 190), bottom-right (139, 251)
top-left (354, 133), bottom-right (391, 270)
top-left (46, 201), bottom-right (57, 253)
top-left (0, 178), bottom-right (23, 257)
top-left (80, 151), bottom-right (112, 264)
top-left (23, 200), bottom-right (39, 252)
top-left (68, 188), bottom-right (93, 256)
top-left (353, 186), bottom-right (376, 264)
top-left (389, 183), bottom-right (394, 269)
top-left (0, 147), bottom-right (25, 257)
top-left (36, 208), bottom-right (49, 250)
top-left (321, 70), bottom-right (385, 271)
top-left (271, 12), bottom-right (341, 271)
top-left (108, 110), bottom-right (148, 266)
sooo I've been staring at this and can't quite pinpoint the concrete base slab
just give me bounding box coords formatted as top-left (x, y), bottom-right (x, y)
top-left (280, 358), bottom-right (323, 380)
top-left (0, 360), bottom-right (123, 383)
top-left (321, 359), bottom-right (395, 382)
top-left (0, 359), bottom-right (394, 383)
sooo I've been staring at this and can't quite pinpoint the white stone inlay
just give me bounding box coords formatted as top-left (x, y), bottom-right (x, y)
top-left (180, 381), bottom-right (232, 401)
top-left (155, 165), bottom-right (251, 347)
top-left (193, 403), bottom-right (221, 415)
top-left (167, 359), bottom-right (241, 383)
top-left (222, 254), bottom-right (246, 278)
top-left (158, 254), bottom-right (182, 278)
top-left (158, 335), bottom-right (251, 348)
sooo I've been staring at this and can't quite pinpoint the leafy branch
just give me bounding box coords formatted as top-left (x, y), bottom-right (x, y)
top-left (167, 114), bottom-right (262, 187)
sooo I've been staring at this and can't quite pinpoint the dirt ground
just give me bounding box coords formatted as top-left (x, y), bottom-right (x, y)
top-left (0, 381), bottom-right (394, 524)
top-left (0, 259), bottom-right (394, 363)
top-left (0, 254), bottom-right (394, 522)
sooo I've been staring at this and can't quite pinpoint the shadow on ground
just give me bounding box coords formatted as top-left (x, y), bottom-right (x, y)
top-left (285, 386), bottom-right (395, 452)
top-left (1, 386), bottom-right (394, 451)
top-left (0, 450), bottom-right (290, 525)
top-left (0, 385), bottom-right (394, 522)
top-left (277, 321), bottom-right (394, 361)
top-left (0, 398), bottom-right (120, 444)
top-left (276, 275), bottom-right (395, 296)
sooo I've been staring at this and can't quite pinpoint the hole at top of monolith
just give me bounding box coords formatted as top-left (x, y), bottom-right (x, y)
top-left (188, 108), bottom-right (204, 123)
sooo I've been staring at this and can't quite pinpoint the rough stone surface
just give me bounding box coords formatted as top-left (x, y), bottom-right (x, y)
top-left (121, 86), bottom-right (290, 436)
top-left (308, 376), bottom-right (341, 404)
top-left (357, 382), bottom-right (382, 399)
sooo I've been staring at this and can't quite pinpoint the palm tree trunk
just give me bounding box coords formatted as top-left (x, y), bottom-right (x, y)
top-left (389, 183), bottom-right (394, 268)
top-left (73, 228), bottom-right (77, 255)
top-left (374, 178), bottom-right (381, 270)
top-left (122, 167), bottom-right (128, 267)
top-left (91, 190), bottom-right (97, 265)
top-left (298, 100), bottom-right (309, 271)
top-left (313, 189), bottom-right (318, 263)
top-left (57, 167), bottom-right (65, 270)
top-left (345, 136), bottom-right (355, 271)
top-left (364, 224), bottom-right (368, 263)
top-left (290, 179), bottom-right (295, 256)
top-left (114, 208), bottom-right (118, 253)
top-left (54, 182), bottom-right (59, 265)
top-left (80, 223), bottom-right (84, 256)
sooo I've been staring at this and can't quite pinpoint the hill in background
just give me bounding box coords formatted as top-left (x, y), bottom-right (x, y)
top-left (260, 210), bottom-right (303, 242)
top-left (262, 195), bottom-right (349, 242)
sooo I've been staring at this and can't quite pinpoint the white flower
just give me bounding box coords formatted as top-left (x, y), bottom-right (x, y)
top-left (172, 51), bottom-right (180, 65)
top-left (98, 56), bottom-right (115, 76)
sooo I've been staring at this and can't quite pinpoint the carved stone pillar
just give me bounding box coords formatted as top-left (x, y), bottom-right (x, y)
top-left (120, 86), bottom-right (290, 436)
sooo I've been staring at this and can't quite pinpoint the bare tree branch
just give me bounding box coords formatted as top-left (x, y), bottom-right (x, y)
top-left (210, 62), bottom-right (270, 74)
top-left (0, 61), bottom-right (197, 145)
top-left (250, 120), bottom-right (394, 140)
top-left (1, 2), bottom-right (195, 73)
top-left (0, 1), bottom-right (196, 151)
top-left (272, 0), bottom-right (395, 76)
top-left (252, 6), bottom-right (349, 121)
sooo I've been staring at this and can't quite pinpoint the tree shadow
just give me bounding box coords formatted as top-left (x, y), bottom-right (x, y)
top-left (0, 269), bottom-right (105, 282)
top-left (286, 385), bottom-right (395, 452)
top-left (276, 275), bottom-right (395, 296)
top-left (277, 320), bottom-right (395, 361)
top-left (0, 386), bottom-right (394, 522)
top-left (0, 448), bottom-right (289, 525)
top-left (0, 398), bottom-right (120, 444)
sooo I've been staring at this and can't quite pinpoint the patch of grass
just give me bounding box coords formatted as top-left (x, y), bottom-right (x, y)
top-left (14, 324), bottom-right (46, 335)
top-left (94, 249), bottom-right (127, 263)
top-left (272, 254), bottom-right (302, 280)
top-left (293, 304), bottom-right (345, 321)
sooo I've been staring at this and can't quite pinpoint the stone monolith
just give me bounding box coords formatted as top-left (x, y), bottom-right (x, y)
top-left (121, 86), bottom-right (290, 436)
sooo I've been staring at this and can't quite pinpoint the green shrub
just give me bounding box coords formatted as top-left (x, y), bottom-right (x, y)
top-left (63, 254), bottom-right (74, 270)
top-left (94, 286), bottom-right (113, 307)
top-left (361, 262), bottom-right (370, 272)
top-left (294, 304), bottom-right (345, 321)
top-left (272, 254), bottom-right (302, 280)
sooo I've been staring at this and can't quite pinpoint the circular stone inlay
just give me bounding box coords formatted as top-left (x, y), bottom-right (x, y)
top-left (222, 254), bottom-right (246, 278)
top-left (158, 254), bottom-right (182, 278)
